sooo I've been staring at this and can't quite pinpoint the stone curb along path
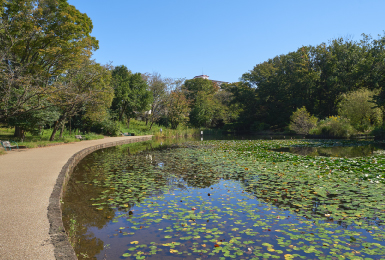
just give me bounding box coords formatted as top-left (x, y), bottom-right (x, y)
top-left (0, 135), bottom-right (153, 260)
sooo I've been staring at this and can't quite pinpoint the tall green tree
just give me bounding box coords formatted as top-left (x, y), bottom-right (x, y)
top-left (239, 34), bottom-right (385, 130)
top-left (182, 78), bottom-right (219, 128)
top-left (183, 78), bottom-right (218, 102)
top-left (111, 65), bottom-right (152, 128)
top-left (189, 91), bottom-right (215, 128)
top-left (49, 58), bottom-right (113, 141)
top-left (165, 88), bottom-right (190, 129)
top-left (0, 0), bottom-right (98, 137)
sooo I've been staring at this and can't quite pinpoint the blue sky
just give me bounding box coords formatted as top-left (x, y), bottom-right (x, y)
top-left (68, 0), bottom-right (385, 83)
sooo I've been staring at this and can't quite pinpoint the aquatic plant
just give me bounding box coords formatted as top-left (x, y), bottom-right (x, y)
top-left (63, 139), bottom-right (385, 259)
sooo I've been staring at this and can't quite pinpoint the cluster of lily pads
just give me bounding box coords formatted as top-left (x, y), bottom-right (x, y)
top-left (67, 139), bottom-right (385, 259)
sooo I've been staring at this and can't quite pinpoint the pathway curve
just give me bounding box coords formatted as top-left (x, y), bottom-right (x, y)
top-left (0, 136), bottom-right (153, 260)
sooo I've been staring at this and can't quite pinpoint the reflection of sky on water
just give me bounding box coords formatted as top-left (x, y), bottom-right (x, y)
top-left (63, 138), bottom-right (385, 259)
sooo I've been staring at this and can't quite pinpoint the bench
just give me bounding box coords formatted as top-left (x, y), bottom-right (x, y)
top-left (75, 135), bottom-right (83, 140)
top-left (1, 140), bottom-right (19, 151)
top-left (121, 132), bottom-right (131, 136)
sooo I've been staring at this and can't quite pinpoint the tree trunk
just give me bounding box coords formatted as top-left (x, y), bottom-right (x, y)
top-left (149, 121), bottom-right (154, 130)
top-left (59, 121), bottom-right (65, 138)
top-left (127, 117), bottom-right (131, 128)
top-left (14, 126), bottom-right (21, 138)
top-left (50, 114), bottom-right (66, 141)
top-left (119, 110), bottom-right (124, 122)
top-left (14, 126), bottom-right (25, 141)
top-left (50, 121), bottom-right (59, 141)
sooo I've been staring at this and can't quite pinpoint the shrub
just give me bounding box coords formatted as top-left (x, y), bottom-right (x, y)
top-left (371, 124), bottom-right (385, 140)
top-left (251, 121), bottom-right (270, 132)
top-left (91, 119), bottom-right (120, 136)
top-left (337, 88), bottom-right (383, 132)
top-left (288, 107), bottom-right (318, 134)
top-left (310, 116), bottom-right (356, 138)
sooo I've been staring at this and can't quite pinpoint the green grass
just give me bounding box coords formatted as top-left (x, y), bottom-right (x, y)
top-left (0, 119), bottom-right (200, 151)
top-left (0, 126), bottom-right (104, 149)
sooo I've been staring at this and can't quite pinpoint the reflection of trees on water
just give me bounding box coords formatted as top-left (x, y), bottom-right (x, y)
top-left (273, 144), bottom-right (384, 158)
top-left (62, 156), bottom-right (115, 258)
top-left (63, 143), bottom-right (205, 259)
top-left (239, 174), bottom-right (385, 231)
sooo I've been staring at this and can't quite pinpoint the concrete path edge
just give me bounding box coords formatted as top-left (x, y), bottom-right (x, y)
top-left (47, 136), bottom-right (153, 259)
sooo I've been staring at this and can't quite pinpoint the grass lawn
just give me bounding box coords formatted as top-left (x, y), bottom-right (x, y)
top-left (0, 126), bottom-right (104, 150)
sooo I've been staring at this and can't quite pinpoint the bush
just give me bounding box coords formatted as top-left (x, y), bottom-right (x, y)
top-left (310, 116), bottom-right (356, 138)
top-left (288, 107), bottom-right (318, 134)
top-left (337, 88), bottom-right (383, 132)
top-left (251, 121), bottom-right (270, 132)
top-left (371, 124), bottom-right (385, 140)
top-left (91, 119), bottom-right (120, 136)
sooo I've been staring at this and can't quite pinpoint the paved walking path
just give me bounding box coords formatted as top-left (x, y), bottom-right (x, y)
top-left (0, 136), bottom-right (152, 260)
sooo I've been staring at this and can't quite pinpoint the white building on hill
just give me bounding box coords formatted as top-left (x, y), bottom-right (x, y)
top-left (193, 75), bottom-right (228, 87)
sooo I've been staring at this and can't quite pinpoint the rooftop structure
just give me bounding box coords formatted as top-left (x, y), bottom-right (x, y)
top-left (193, 75), bottom-right (228, 87)
top-left (194, 75), bottom-right (210, 80)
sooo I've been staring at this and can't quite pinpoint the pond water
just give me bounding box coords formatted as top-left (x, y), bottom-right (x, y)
top-left (271, 141), bottom-right (385, 158)
top-left (62, 138), bottom-right (385, 259)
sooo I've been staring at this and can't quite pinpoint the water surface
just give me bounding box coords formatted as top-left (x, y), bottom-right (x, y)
top-left (62, 138), bottom-right (385, 259)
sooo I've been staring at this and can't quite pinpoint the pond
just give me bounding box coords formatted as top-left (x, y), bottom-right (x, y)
top-left (271, 140), bottom-right (385, 158)
top-left (62, 138), bottom-right (385, 259)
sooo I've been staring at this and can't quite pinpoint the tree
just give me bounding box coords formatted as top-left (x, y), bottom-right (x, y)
top-left (0, 0), bottom-right (98, 136)
top-left (183, 78), bottom-right (218, 102)
top-left (7, 105), bottom-right (60, 140)
top-left (111, 65), bottom-right (152, 128)
top-left (48, 58), bottom-right (113, 141)
top-left (338, 88), bottom-right (382, 132)
top-left (221, 82), bottom-right (257, 130)
top-left (143, 72), bottom-right (169, 129)
top-left (189, 91), bottom-right (215, 128)
top-left (1, 0), bottom-right (98, 76)
top-left (289, 107), bottom-right (318, 134)
top-left (165, 89), bottom-right (190, 129)
top-left (182, 78), bottom-right (220, 128)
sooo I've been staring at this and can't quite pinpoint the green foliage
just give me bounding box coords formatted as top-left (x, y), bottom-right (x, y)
top-left (371, 126), bottom-right (385, 140)
top-left (165, 89), bottom-right (190, 129)
top-left (182, 78), bottom-right (228, 128)
top-left (289, 107), bottom-right (318, 134)
top-left (222, 82), bottom-right (257, 130)
top-left (7, 106), bottom-right (60, 137)
top-left (310, 116), bottom-right (356, 138)
top-left (237, 34), bottom-right (385, 129)
top-left (90, 119), bottom-right (120, 136)
top-left (111, 66), bottom-right (152, 127)
top-left (118, 118), bottom-right (198, 137)
top-left (189, 91), bottom-right (215, 127)
top-left (183, 78), bottom-right (217, 101)
top-left (251, 121), bottom-right (270, 132)
top-left (0, 0), bottom-right (98, 121)
top-left (142, 72), bottom-right (170, 129)
top-left (337, 88), bottom-right (383, 132)
top-left (49, 58), bottom-right (113, 141)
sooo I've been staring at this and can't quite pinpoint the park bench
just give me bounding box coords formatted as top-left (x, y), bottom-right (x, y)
top-left (1, 140), bottom-right (19, 151)
top-left (75, 135), bottom-right (83, 140)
